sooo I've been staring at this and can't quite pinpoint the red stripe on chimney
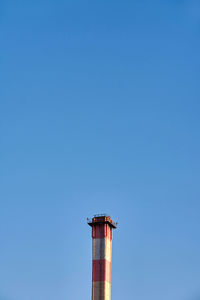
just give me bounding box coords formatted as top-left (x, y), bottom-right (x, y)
top-left (92, 259), bottom-right (111, 283)
top-left (92, 224), bottom-right (112, 240)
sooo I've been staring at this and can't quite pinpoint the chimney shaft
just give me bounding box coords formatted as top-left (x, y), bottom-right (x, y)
top-left (88, 215), bottom-right (117, 300)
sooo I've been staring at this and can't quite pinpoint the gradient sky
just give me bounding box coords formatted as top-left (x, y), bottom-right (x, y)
top-left (0, 1), bottom-right (200, 300)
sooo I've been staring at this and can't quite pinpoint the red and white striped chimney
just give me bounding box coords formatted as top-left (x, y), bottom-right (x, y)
top-left (88, 214), bottom-right (117, 300)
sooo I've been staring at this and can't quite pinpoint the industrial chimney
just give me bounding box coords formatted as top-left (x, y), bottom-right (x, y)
top-left (88, 214), bottom-right (117, 300)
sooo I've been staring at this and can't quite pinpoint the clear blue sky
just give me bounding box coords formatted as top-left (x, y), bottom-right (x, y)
top-left (0, 0), bottom-right (200, 299)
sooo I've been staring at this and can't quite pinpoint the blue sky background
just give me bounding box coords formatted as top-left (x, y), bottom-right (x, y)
top-left (0, 0), bottom-right (200, 299)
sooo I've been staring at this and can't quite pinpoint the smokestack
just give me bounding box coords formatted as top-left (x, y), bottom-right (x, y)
top-left (88, 214), bottom-right (117, 300)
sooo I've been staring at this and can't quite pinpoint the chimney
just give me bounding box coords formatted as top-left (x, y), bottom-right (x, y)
top-left (88, 214), bottom-right (117, 300)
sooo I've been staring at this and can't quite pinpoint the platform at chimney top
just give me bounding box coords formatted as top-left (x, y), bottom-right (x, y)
top-left (87, 214), bottom-right (117, 229)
